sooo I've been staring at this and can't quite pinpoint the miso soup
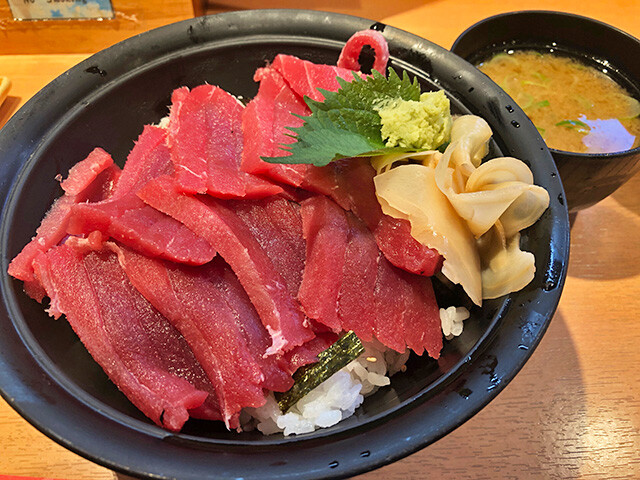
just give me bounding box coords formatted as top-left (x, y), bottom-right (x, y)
top-left (478, 50), bottom-right (640, 153)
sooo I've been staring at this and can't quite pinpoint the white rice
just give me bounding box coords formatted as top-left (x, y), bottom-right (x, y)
top-left (243, 306), bottom-right (467, 436)
top-left (242, 340), bottom-right (409, 436)
top-left (439, 306), bottom-right (470, 339)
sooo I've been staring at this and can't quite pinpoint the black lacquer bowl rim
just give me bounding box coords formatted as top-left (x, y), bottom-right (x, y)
top-left (0, 9), bottom-right (570, 480)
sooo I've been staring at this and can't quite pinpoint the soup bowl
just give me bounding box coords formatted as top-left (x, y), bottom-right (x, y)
top-left (0, 9), bottom-right (569, 480)
top-left (451, 10), bottom-right (640, 212)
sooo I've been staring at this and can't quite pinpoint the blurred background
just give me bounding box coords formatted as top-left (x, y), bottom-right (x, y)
top-left (1, 0), bottom-right (639, 54)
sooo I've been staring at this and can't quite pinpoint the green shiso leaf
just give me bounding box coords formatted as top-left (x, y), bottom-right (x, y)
top-left (262, 68), bottom-right (423, 166)
top-left (276, 331), bottom-right (365, 413)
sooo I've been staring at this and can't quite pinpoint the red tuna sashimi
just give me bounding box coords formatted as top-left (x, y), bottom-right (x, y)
top-left (372, 255), bottom-right (407, 353)
top-left (336, 158), bottom-right (443, 277)
top-left (60, 147), bottom-right (117, 196)
top-left (298, 196), bottom-right (349, 332)
top-left (298, 164), bottom-right (352, 210)
top-left (67, 126), bottom-right (216, 266)
top-left (229, 197), bottom-right (305, 296)
top-left (167, 85), bottom-right (282, 199)
top-left (110, 125), bottom-right (174, 199)
top-left (270, 54), bottom-right (359, 102)
top-left (137, 175), bottom-right (314, 354)
top-left (372, 254), bottom-right (443, 358)
top-left (399, 272), bottom-right (442, 358)
top-left (241, 62), bottom-right (358, 202)
top-left (115, 246), bottom-right (288, 425)
top-left (284, 332), bottom-right (339, 374)
top-left (32, 243), bottom-right (223, 431)
top-left (337, 213), bottom-right (379, 341)
top-left (241, 67), bottom-right (310, 187)
top-left (211, 259), bottom-right (294, 392)
top-left (69, 195), bottom-right (215, 265)
top-left (375, 218), bottom-right (443, 275)
top-left (8, 147), bottom-right (120, 300)
top-left (337, 29), bottom-right (390, 74)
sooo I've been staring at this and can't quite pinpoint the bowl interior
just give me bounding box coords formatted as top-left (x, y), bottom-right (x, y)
top-left (0, 10), bottom-right (570, 480)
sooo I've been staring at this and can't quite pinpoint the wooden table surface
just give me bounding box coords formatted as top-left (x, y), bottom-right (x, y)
top-left (1, 1), bottom-right (639, 479)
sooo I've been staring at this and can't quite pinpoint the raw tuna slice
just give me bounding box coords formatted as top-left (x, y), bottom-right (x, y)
top-left (284, 332), bottom-right (339, 374)
top-left (8, 147), bottom-right (120, 300)
top-left (32, 243), bottom-right (224, 431)
top-left (241, 60), bottom-right (362, 201)
top-left (60, 147), bottom-right (118, 197)
top-left (70, 196), bottom-right (215, 265)
top-left (167, 85), bottom-right (282, 198)
top-left (212, 260), bottom-right (294, 393)
top-left (372, 254), bottom-right (443, 358)
top-left (375, 218), bottom-right (443, 276)
top-left (67, 126), bottom-right (216, 266)
top-left (229, 197), bottom-right (306, 296)
top-left (398, 272), bottom-right (442, 358)
top-left (372, 255), bottom-right (407, 353)
top-left (241, 67), bottom-right (310, 187)
top-left (269, 54), bottom-right (359, 102)
top-left (115, 246), bottom-right (290, 425)
top-left (110, 125), bottom-right (173, 199)
top-left (337, 213), bottom-right (379, 341)
top-left (298, 164), bottom-right (351, 210)
top-left (337, 29), bottom-right (390, 74)
top-left (298, 196), bottom-right (350, 332)
top-left (336, 158), bottom-right (443, 277)
top-left (137, 175), bottom-right (314, 354)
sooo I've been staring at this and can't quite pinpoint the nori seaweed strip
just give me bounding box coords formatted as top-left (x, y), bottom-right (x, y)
top-left (276, 331), bottom-right (364, 413)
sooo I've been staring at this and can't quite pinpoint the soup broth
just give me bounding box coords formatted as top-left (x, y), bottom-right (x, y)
top-left (478, 50), bottom-right (640, 153)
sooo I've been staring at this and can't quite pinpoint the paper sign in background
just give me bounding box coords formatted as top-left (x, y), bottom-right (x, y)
top-left (8, 0), bottom-right (114, 20)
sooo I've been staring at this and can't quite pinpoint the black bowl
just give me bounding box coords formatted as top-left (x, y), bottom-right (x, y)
top-left (0, 10), bottom-right (569, 480)
top-left (451, 10), bottom-right (640, 212)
